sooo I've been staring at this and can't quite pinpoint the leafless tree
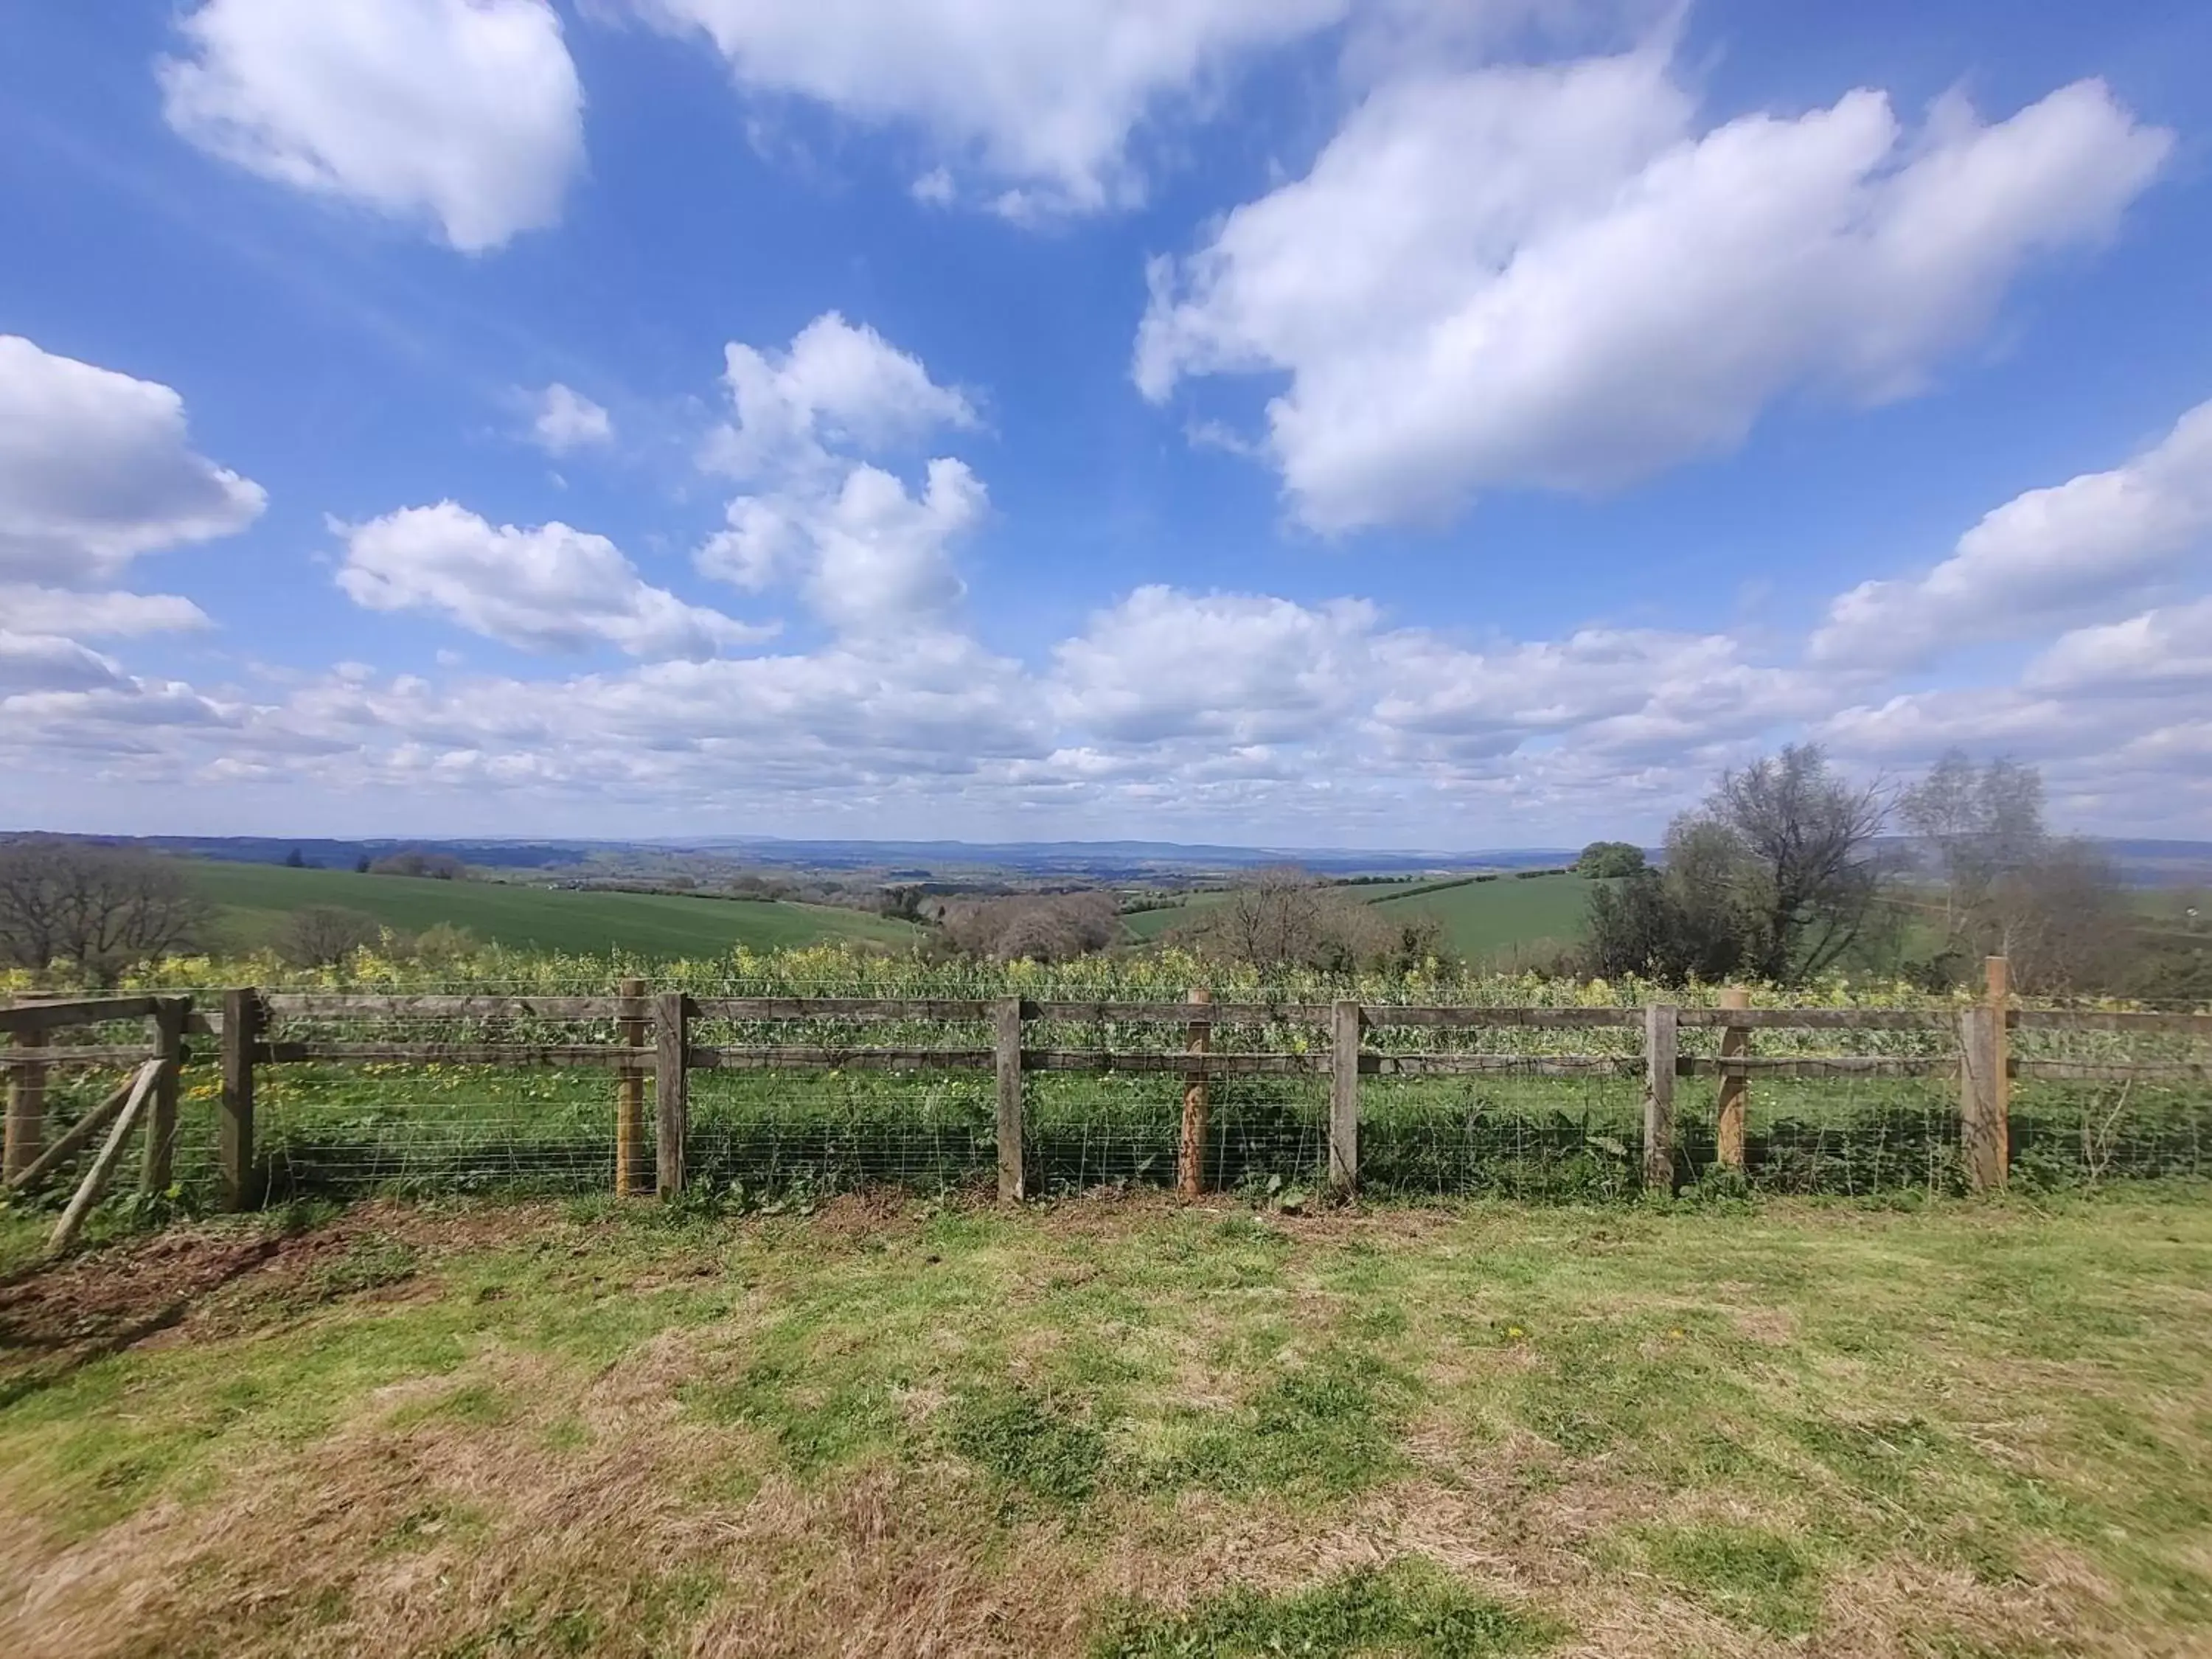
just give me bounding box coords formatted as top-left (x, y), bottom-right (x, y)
top-left (1706, 745), bottom-right (1890, 982)
top-left (1899, 749), bottom-right (2045, 934)
top-left (939, 891), bottom-right (1121, 962)
top-left (0, 838), bottom-right (210, 985)
top-left (1585, 745), bottom-right (1889, 986)
top-left (1986, 839), bottom-right (2132, 994)
top-left (1175, 868), bottom-right (1402, 975)
top-left (276, 905), bottom-right (383, 968)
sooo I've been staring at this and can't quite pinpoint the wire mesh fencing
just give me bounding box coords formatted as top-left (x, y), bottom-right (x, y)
top-left (10, 981), bottom-right (2207, 1214)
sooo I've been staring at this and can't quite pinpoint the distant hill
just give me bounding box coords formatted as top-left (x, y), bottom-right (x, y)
top-left (184, 861), bottom-right (919, 959)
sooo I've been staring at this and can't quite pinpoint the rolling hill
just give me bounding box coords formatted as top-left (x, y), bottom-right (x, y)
top-left (185, 860), bottom-right (921, 959)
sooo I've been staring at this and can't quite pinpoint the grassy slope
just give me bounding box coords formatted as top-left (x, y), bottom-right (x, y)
top-left (2, 1194), bottom-right (2208, 1655)
top-left (185, 859), bottom-right (919, 958)
top-left (1365, 873), bottom-right (1601, 958)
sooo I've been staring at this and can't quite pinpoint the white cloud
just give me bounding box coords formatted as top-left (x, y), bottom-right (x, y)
top-left (1812, 399), bottom-right (2212, 669)
top-left (703, 312), bottom-right (976, 478)
top-left (2025, 598), bottom-right (2212, 698)
top-left (525, 383), bottom-right (614, 455)
top-left (1052, 586), bottom-right (1380, 744)
top-left (335, 502), bottom-right (773, 660)
top-left (0, 633), bottom-right (128, 695)
top-left (0, 335), bottom-right (265, 585)
top-left (0, 587), bottom-right (211, 636)
top-left (695, 315), bottom-right (987, 641)
top-left (624, 0), bottom-right (1345, 213)
top-left (160, 0), bottom-right (585, 253)
top-left (1136, 55), bottom-right (2171, 530)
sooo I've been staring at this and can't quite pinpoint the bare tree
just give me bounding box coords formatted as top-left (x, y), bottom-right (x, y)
top-left (276, 905), bottom-right (383, 968)
top-left (0, 838), bottom-right (210, 985)
top-left (1583, 745), bottom-right (1888, 986)
top-left (1175, 868), bottom-right (1399, 975)
top-left (938, 891), bottom-right (1121, 962)
top-left (1706, 745), bottom-right (1890, 983)
top-left (1899, 749), bottom-right (2045, 935)
top-left (1986, 839), bottom-right (2132, 994)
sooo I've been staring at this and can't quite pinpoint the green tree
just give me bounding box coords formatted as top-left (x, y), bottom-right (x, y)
top-left (1573, 841), bottom-right (1647, 878)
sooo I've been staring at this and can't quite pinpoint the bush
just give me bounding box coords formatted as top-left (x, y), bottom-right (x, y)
top-left (276, 906), bottom-right (382, 968)
top-left (1574, 841), bottom-right (1647, 878)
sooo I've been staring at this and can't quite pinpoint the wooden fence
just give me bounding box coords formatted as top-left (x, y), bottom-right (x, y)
top-left (5, 959), bottom-right (2208, 1230)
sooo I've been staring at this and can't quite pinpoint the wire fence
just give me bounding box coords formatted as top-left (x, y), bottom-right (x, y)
top-left (7, 983), bottom-right (2209, 1212)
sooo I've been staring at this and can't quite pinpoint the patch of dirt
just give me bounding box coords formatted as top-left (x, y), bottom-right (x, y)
top-left (0, 1228), bottom-right (283, 1399)
top-left (0, 1200), bottom-right (554, 1403)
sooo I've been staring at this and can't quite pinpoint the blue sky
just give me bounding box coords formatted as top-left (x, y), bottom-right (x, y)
top-left (3, 0), bottom-right (2208, 849)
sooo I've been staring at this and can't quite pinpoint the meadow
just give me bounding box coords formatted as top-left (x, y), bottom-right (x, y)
top-left (3, 1192), bottom-right (2209, 1656)
top-left (185, 860), bottom-right (922, 958)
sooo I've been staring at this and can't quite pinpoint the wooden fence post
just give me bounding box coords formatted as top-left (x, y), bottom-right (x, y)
top-left (1959, 956), bottom-right (2011, 1191)
top-left (995, 997), bottom-right (1026, 1202)
top-left (220, 988), bottom-right (260, 1212)
top-left (1716, 987), bottom-right (1750, 1173)
top-left (1644, 1003), bottom-right (1677, 1194)
top-left (616, 976), bottom-right (647, 1197)
top-left (1178, 987), bottom-right (1211, 1197)
top-left (1328, 999), bottom-right (1361, 1198)
top-left (4, 1009), bottom-right (46, 1184)
top-left (139, 997), bottom-right (186, 1194)
top-left (655, 992), bottom-right (688, 1200)
top-left (1986, 955), bottom-right (2010, 1186)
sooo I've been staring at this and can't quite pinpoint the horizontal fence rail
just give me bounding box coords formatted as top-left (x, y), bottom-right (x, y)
top-left (5, 961), bottom-right (2208, 1215)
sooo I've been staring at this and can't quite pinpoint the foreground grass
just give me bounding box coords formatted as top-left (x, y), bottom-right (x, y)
top-left (1, 1192), bottom-right (2208, 1656)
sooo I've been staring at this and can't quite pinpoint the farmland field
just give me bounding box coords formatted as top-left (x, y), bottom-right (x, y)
top-left (183, 860), bottom-right (922, 959)
top-left (1364, 872), bottom-right (1602, 959)
top-left (3, 1192), bottom-right (2209, 1656)
top-left (1116, 874), bottom-right (1599, 958)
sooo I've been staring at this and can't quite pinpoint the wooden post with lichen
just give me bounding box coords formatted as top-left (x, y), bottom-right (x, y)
top-left (655, 992), bottom-right (688, 1199)
top-left (4, 1008), bottom-right (46, 1185)
top-left (1644, 1003), bottom-right (1677, 1194)
top-left (1986, 955), bottom-right (2010, 1186)
top-left (1961, 956), bottom-right (2011, 1190)
top-left (995, 997), bottom-right (1025, 1203)
top-left (1716, 987), bottom-right (1750, 1172)
top-left (1178, 987), bottom-right (1211, 1197)
top-left (1328, 999), bottom-right (1360, 1198)
top-left (139, 997), bottom-right (186, 1195)
top-left (616, 976), bottom-right (647, 1197)
top-left (220, 987), bottom-right (260, 1211)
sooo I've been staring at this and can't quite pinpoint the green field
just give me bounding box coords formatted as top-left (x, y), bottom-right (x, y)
top-left (184, 860), bottom-right (921, 959)
top-left (1120, 874), bottom-right (1601, 959)
top-left (4, 1194), bottom-right (2209, 1655)
top-left (1364, 872), bottom-right (1601, 959)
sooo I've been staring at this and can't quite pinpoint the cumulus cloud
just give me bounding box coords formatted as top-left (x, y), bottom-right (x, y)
top-left (623, 0), bottom-right (1345, 213)
top-left (335, 502), bottom-right (773, 660)
top-left (160, 0), bottom-right (585, 252)
top-left (1812, 399), bottom-right (2212, 669)
top-left (701, 312), bottom-right (976, 479)
top-left (1135, 54), bottom-right (2171, 530)
top-left (0, 587), bottom-right (210, 636)
top-left (524, 383), bottom-right (614, 455)
top-left (1051, 586), bottom-right (1380, 745)
top-left (0, 633), bottom-right (129, 696)
top-left (0, 335), bottom-right (265, 585)
top-left (2025, 598), bottom-right (2212, 698)
top-left (695, 315), bottom-right (987, 640)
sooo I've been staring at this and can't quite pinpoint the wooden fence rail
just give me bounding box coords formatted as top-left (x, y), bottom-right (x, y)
top-left (5, 959), bottom-right (2208, 1214)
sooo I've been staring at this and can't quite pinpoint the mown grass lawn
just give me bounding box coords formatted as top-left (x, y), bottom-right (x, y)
top-left (1, 1191), bottom-right (2208, 1656)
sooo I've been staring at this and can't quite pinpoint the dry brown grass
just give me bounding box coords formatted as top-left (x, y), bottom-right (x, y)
top-left (1, 1192), bottom-right (2208, 1656)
